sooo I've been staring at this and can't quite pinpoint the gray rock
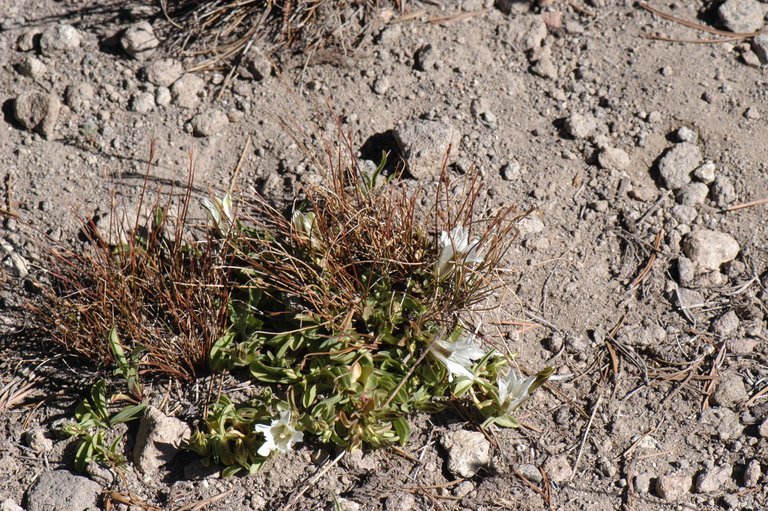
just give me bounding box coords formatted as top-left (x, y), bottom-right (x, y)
top-left (453, 480), bottom-right (474, 498)
top-left (0, 499), bottom-right (24, 511)
top-left (564, 112), bottom-right (596, 139)
top-left (682, 230), bottom-right (740, 272)
top-left (700, 407), bottom-right (743, 442)
top-left (143, 58), bottom-right (184, 87)
top-left (155, 86), bottom-right (171, 106)
top-left (13, 91), bottom-right (61, 139)
top-left (760, 418), bottom-right (768, 438)
top-left (376, 24), bottom-right (402, 46)
top-left (133, 406), bottom-right (190, 475)
top-left (543, 455), bottom-right (572, 483)
top-left (130, 92), bottom-right (155, 113)
top-left (676, 126), bottom-right (698, 143)
top-left (64, 82), bottom-right (95, 114)
top-left (718, 0), bottom-right (765, 33)
top-left (711, 175), bottom-right (737, 207)
top-left (501, 160), bottom-right (522, 181)
top-left (598, 147), bottom-right (630, 170)
top-left (85, 461), bottom-right (115, 486)
top-left (393, 119), bottom-right (460, 179)
top-left (655, 474), bottom-right (690, 500)
top-left (671, 205), bottom-right (698, 225)
top-left (677, 256), bottom-right (696, 286)
top-left (121, 21), bottom-right (159, 60)
top-left (440, 430), bottom-right (491, 478)
top-left (531, 55), bottom-right (557, 80)
top-left (712, 310), bottom-right (740, 337)
top-left (657, 143), bottom-right (702, 190)
top-left (517, 463), bottom-right (543, 483)
top-left (495, 0), bottom-right (530, 15)
top-left (752, 34), bottom-right (768, 64)
top-left (17, 56), bottom-right (46, 79)
top-left (39, 24), bottom-right (81, 56)
top-left (24, 428), bottom-right (52, 453)
top-left (26, 470), bottom-right (101, 511)
top-left (676, 182), bottom-right (709, 205)
top-left (743, 459), bottom-right (761, 487)
top-left (171, 73), bottom-right (205, 108)
top-left (695, 464), bottom-right (732, 493)
top-left (385, 493), bottom-right (416, 511)
top-left (503, 14), bottom-right (547, 51)
top-left (693, 161), bottom-right (716, 183)
top-left (373, 76), bottom-right (390, 95)
top-left (191, 109), bottom-right (229, 137)
top-left (240, 49), bottom-right (272, 80)
top-left (712, 374), bottom-right (748, 407)
top-left (634, 472), bottom-right (652, 493)
top-left (414, 44), bottom-right (438, 71)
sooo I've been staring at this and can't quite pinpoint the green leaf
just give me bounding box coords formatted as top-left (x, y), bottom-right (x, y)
top-left (392, 417), bottom-right (410, 446)
top-left (221, 465), bottom-right (242, 477)
top-left (109, 403), bottom-right (147, 426)
top-left (209, 332), bottom-right (237, 372)
top-left (302, 383), bottom-right (317, 409)
top-left (74, 438), bottom-right (95, 472)
top-left (89, 380), bottom-right (110, 424)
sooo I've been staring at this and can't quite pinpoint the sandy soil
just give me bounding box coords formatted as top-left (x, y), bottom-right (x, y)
top-left (1, 0), bottom-right (767, 510)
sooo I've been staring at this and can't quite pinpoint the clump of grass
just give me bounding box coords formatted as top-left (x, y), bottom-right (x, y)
top-left (33, 153), bottom-right (230, 381)
top-left (162, 0), bottom-right (406, 70)
top-left (189, 130), bottom-right (553, 474)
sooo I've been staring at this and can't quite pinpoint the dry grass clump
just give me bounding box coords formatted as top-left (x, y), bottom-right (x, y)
top-left (32, 163), bottom-right (230, 381)
top-left (162, 0), bottom-right (406, 69)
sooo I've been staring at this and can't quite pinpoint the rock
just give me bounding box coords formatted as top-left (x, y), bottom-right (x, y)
top-left (85, 461), bottom-right (114, 487)
top-left (564, 112), bottom-right (596, 139)
top-left (344, 449), bottom-right (377, 472)
top-left (0, 500), bottom-right (23, 511)
top-left (17, 56), bottom-right (46, 79)
top-left (693, 161), bottom-right (716, 183)
top-left (517, 463), bottom-right (543, 483)
top-left (657, 143), bottom-right (702, 190)
top-left (503, 14), bottom-right (547, 51)
top-left (440, 430), bottom-right (491, 478)
top-left (695, 464), bottom-right (732, 493)
top-left (712, 374), bottom-right (749, 407)
top-left (682, 230), bottom-right (740, 272)
top-left (393, 119), bottom-right (460, 179)
top-left (121, 21), bottom-right (159, 60)
top-left (700, 407), bottom-right (743, 442)
top-left (671, 205), bottom-right (698, 225)
top-left (744, 106), bottom-right (761, 119)
top-left (24, 428), bottom-right (52, 453)
top-left (327, 498), bottom-right (360, 511)
top-left (64, 82), bottom-right (95, 114)
top-left (634, 473), bottom-right (653, 493)
top-left (655, 474), bottom-right (690, 501)
top-left (12, 91), bottom-right (60, 139)
top-left (155, 86), bottom-right (171, 106)
top-left (133, 406), bottom-right (190, 475)
top-left (712, 310), bottom-right (740, 337)
top-left (130, 92), bottom-right (155, 113)
top-left (142, 59), bottom-right (184, 87)
top-left (414, 44), bottom-right (438, 71)
top-left (191, 109), bottom-right (229, 137)
top-left (728, 338), bottom-right (759, 354)
top-left (752, 34), bottom-right (768, 64)
top-left (743, 459), bottom-right (761, 487)
top-left (543, 455), bottom-right (572, 483)
top-left (759, 418), bottom-right (768, 438)
top-left (598, 147), bottom-right (630, 170)
top-left (384, 492), bottom-right (416, 511)
top-left (718, 0), bottom-right (765, 33)
top-left (240, 49), bottom-right (272, 80)
top-left (676, 126), bottom-right (698, 143)
top-left (495, 0), bottom-right (530, 16)
top-left (171, 73), bottom-right (205, 108)
top-left (710, 175), bottom-right (736, 207)
top-left (531, 55), bottom-right (557, 80)
top-left (26, 470), bottom-right (101, 511)
top-left (373, 76), bottom-right (390, 95)
top-left (676, 182), bottom-right (709, 205)
top-left (39, 24), bottom-right (81, 56)
top-left (501, 160), bottom-right (522, 181)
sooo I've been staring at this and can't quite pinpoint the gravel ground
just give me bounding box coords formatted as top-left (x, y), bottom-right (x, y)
top-left (1, 0), bottom-right (768, 510)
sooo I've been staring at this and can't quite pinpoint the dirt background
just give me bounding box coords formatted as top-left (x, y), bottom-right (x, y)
top-left (1, 0), bottom-right (768, 509)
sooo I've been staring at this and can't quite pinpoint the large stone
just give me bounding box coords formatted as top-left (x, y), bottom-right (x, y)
top-left (440, 430), bottom-right (490, 478)
top-left (191, 109), bottom-right (229, 137)
top-left (39, 24), bottom-right (81, 56)
top-left (657, 143), bottom-right (702, 190)
top-left (142, 58), bottom-right (184, 87)
top-left (393, 119), bottom-right (461, 179)
top-left (503, 14), bottom-right (547, 51)
top-left (121, 21), bottom-right (159, 59)
top-left (12, 91), bottom-right (61, 139)
top-left (712, 374), bottom-right (748, 407)
top-left (694, 464), bottom-right (732, 493)
top-left (26, 470), bottom-right (101, 511)
top-left (718, 0), bottom-right (765, 33)
top-left (682, 230), bottom-right (740, 272)
top-left (564, 112), bottom-right (597, 140)
top-left (171, 73), bottom-right (205, 108)
top-left (655, 474), bottom-right (690, 501)
top-left (133, 405), bottom-right (191, 475)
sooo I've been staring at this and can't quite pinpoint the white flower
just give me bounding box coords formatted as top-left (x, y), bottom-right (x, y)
top-left (496, 367), bottom-right (538, 414)
top-left (254, 410), bottom-right (304, 457)
top-left (200, 192), bottom-right (234, 230)
top-left (429, 333), bottom-right (487, 381)
top-left (435, 225), bottom-right (483, 279)
top-left (292, 210), bottom-right (324, 250)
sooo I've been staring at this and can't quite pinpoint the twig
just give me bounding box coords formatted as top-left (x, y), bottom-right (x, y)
top-left (636, 190), bottom-right (671, 225)
top-left (725, 197), bottom-right (768, 212)
top-left (570, 391), bottom-right (603, 481)
top-left (701, 342), bottom-right (727, 411)
top-left (628, 229), bottom-right (664, 291)
top-left (639, 2), bottom-right (762, 39)
top-left (279, 450), bottom-right (345, 511)
top-left (174, 489), bottom-right (234, 511)
top-left (428, 9), bottom-right (487, 25)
